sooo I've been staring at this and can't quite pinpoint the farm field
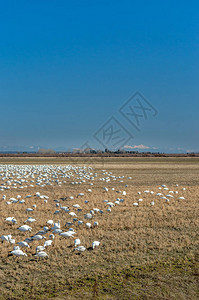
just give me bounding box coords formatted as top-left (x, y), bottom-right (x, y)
top-left (0, 157), bottom-right (199, 300)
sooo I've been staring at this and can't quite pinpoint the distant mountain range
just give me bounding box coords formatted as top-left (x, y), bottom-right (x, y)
top-left (0, 146), bottom-right (72, 153)
top-left (0, 146), bottom-right (39, 153)
top-left (0, 145), bottom-right (197, 154)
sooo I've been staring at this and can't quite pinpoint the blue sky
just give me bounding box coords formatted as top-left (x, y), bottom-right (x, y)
top-left (0, 0), bottom-right (198, 152)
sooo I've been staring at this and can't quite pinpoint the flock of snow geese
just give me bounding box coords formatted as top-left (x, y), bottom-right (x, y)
top-left (0, 164), bottom-right (186, 259)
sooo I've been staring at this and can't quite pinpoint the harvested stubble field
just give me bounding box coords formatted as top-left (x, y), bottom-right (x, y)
top-left (0, 157), bottom-right (199, 300)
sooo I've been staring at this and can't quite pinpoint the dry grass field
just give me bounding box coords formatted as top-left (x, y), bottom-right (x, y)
top-left (0, 157), bottom-right (199, 300)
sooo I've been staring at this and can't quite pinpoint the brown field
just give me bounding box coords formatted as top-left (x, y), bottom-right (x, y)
top-left (0, 157), bottom-right (199, 300)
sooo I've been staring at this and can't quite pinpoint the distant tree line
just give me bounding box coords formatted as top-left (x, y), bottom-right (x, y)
top-left (0, 148), bottom-right (198, 158)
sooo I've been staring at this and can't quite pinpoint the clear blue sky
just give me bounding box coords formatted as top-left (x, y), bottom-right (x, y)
top-left (0, 0), bottom-right (198, 152)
